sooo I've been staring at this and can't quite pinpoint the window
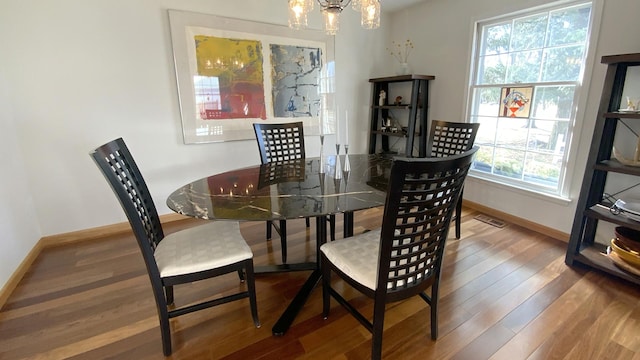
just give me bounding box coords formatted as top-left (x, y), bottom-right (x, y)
top-left (467, 1), bottom-right (594, 197)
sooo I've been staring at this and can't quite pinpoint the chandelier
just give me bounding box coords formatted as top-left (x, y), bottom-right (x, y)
top-left (288, 0), bottom-right (381, 35)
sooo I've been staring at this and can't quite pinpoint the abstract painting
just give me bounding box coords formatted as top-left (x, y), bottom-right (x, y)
top-left (194, 35), bottom-right (266, 120)
top-left (270, 45), bottom-right (322, 118)
top-left (168, 10), bottom-right (334, 144)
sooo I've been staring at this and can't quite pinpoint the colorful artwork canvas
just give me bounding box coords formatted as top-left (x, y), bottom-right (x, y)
top-left (169, 10), bottom-right (333, 143)
top-left (194, 35), bottom-right (266, 120)
top-left (270, 45), bottom-right (322, 118)
top-left (499, 86), bottom-right (533, 118)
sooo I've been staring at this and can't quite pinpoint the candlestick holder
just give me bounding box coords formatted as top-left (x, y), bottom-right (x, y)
top-left (318, 170), bottom-right (326, 195)
top-left (334, 143), bottom-right (342, 180)
top-left (319, 134), bottom-right (325, 174)
top-left (343, 144), bottom-right (350, 173)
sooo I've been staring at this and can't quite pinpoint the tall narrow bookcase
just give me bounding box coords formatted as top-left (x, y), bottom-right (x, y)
top-left (368, 74), bottom-right (434, 157)
top-left (566, 53), bottom-right (640, 285)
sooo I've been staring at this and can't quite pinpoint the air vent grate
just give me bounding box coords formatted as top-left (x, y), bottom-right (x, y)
top-left (474, 214), bottom-right (506, 228)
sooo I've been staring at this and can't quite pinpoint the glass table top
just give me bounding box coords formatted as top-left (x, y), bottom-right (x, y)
top-left (167, 154), bottom-right (393, 221)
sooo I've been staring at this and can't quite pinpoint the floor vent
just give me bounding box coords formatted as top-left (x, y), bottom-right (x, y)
top-left (474, 214), bottom-right (506, 228)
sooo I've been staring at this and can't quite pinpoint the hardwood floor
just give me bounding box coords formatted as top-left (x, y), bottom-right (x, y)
top-left (1, 207), bottom-right (639, 359)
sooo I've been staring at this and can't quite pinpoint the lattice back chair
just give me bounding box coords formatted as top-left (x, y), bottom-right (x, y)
top-left (253, 122), bottom-right (335, 263)
top-left (427, 120), bottom-right (480, 239)
top-left (91, 138), bottom-right (259, 356)
top-left (321, 147), bottom-right (478, 360)
top-left (254, 121), bottom-right (306, 163)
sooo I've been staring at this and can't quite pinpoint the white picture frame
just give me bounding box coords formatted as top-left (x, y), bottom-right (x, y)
top-left (168, 9), bottom-right (335, 144)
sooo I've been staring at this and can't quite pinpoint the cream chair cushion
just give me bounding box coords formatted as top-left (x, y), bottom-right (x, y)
top-left (321, 229), bottom-right (431, 291)
top-left (320, 229), bottom-right (381, 290)
top-left (154, 221), bottom-right (253, 278)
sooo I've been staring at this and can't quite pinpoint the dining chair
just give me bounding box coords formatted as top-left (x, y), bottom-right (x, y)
top-left (321, 147), bottom-right (478, 360)
top-left (91, 138), bottom-right (259, 356)
top-left (427, 120), bottom-right (480, 239)
top-left (253, 122), bottom-right (335, 263)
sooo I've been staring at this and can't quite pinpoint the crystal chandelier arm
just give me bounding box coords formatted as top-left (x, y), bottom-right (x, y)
top-left (317, 0), bottom-right (352, 11)
top-left (289, 0), bottom-right (378, 33)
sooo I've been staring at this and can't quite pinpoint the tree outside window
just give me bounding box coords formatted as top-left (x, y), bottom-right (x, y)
top-left (468, 2), bottom-right (593, 195)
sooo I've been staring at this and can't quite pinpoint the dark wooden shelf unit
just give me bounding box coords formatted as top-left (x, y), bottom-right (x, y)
top-left (566, 52), bottom-right (640, 285)
top-left (368, 74), bottom-right (435, 157)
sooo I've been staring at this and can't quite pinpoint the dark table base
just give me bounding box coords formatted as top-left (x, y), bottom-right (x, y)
top-left (271, 269), bottom-right (321, 336)
top-left (255, 263), bottom-right (316, 274)
top-left (269, 214), bottom-right (332, 336)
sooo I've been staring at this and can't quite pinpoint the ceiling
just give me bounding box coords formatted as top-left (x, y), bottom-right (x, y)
top-left (381, 0), bottom-right (427, 13)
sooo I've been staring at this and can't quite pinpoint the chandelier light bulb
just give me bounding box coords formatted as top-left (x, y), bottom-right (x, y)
top-left (289, 0), bottom-right (378, 34)
top-left (305, 0), bottom-right (315, 11)
top-left (323, 10), bottom-right (340, 35)
top-left (288, 0), bottom-right (309, 30)
top-left (361, 0), bottom-right (380, 29)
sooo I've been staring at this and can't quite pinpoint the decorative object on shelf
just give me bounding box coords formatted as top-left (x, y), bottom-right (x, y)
top-left (288, 0), bottom-right (380, 35)
top-left (623, 96), bottom-right (638, 111)
top-left (610, 238), bottom-right (640, 268)
top-left (611, 119), bottom-right (640, 165)
top-left (394, 96), bottom-right (403, 105)
top-left (613, 146), bottom-right (640, 166)
top-left (608, 210), bottom-right (640, 276)
top-left (608, 249), bottom-right (640, 277)
top-left (387, 39), bottom-right (413, 75)
top-left (611, 199), bottom-right (640, 222)
top-left (609, 251), bottom-right (640, 276)
top-left (618, 97), bottom-right (640, 113)
top-left (378, 89), bottom-right (386, 106)
top-left (396, 62), bottom-right (411, 75)
top-left (615, 226), bottom-right (640, 253)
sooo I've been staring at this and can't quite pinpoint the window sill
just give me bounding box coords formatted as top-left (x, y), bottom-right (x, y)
top-left (467, 173), bottom-right (573, 206)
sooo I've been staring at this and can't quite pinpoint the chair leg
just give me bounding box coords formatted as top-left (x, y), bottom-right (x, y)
top-left (322, 255), bottom-right (331, 319)
top-left (237, 269), bottom-right (245, 282)
top-left (430, 281), bottom-right (440, 340)
top-left (159, 307), bottom-right (172, 356)
top-left (371, 300), bottom-right (386, 360)
top-left (245, 261), bottom-right (261, 328)
top-left (455, 190), bottom-right (463, 239)
top-left (279, 220), bottom-right (287, 263)
top-left (165, 286), bottom-right (174, 305)
top-left (266, 221), bottom-right (272, 240)
top-left (152, 279), bottom-right (172, 355)
top-left (328, 215), bottom-right (336, 241)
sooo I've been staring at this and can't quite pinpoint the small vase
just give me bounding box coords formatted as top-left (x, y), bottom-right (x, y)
top-left (396, 62), bottom-right (411, 75)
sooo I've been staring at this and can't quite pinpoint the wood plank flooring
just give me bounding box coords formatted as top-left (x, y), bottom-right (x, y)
top-left (1, 207), bottom-right (639, 359)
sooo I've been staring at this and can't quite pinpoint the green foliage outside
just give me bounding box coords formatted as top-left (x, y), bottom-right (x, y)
top-left (471, 4), bottom-right (592, 190)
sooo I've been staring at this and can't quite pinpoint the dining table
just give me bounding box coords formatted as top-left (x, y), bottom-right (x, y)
top-left (166, 154), bottom-right (393, 336)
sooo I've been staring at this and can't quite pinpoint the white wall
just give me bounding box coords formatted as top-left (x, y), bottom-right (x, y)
top-left (0, 60), bottom-right (42, 290)
top-left (0, 0), bottom-right (385, 290)
top-left (388, 0), bottom-right (640, 234)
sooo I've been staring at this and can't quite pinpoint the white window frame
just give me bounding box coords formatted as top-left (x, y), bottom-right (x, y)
top-left (465, 0), bottom-right (603, 200)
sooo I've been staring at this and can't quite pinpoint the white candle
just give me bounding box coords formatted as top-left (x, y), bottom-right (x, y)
top-left (345, 110), bottom-right (349, 145)
top-left (318, 117), bottom-right (323, 136)
top-left (335, 106), bottom-right (340, 144)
